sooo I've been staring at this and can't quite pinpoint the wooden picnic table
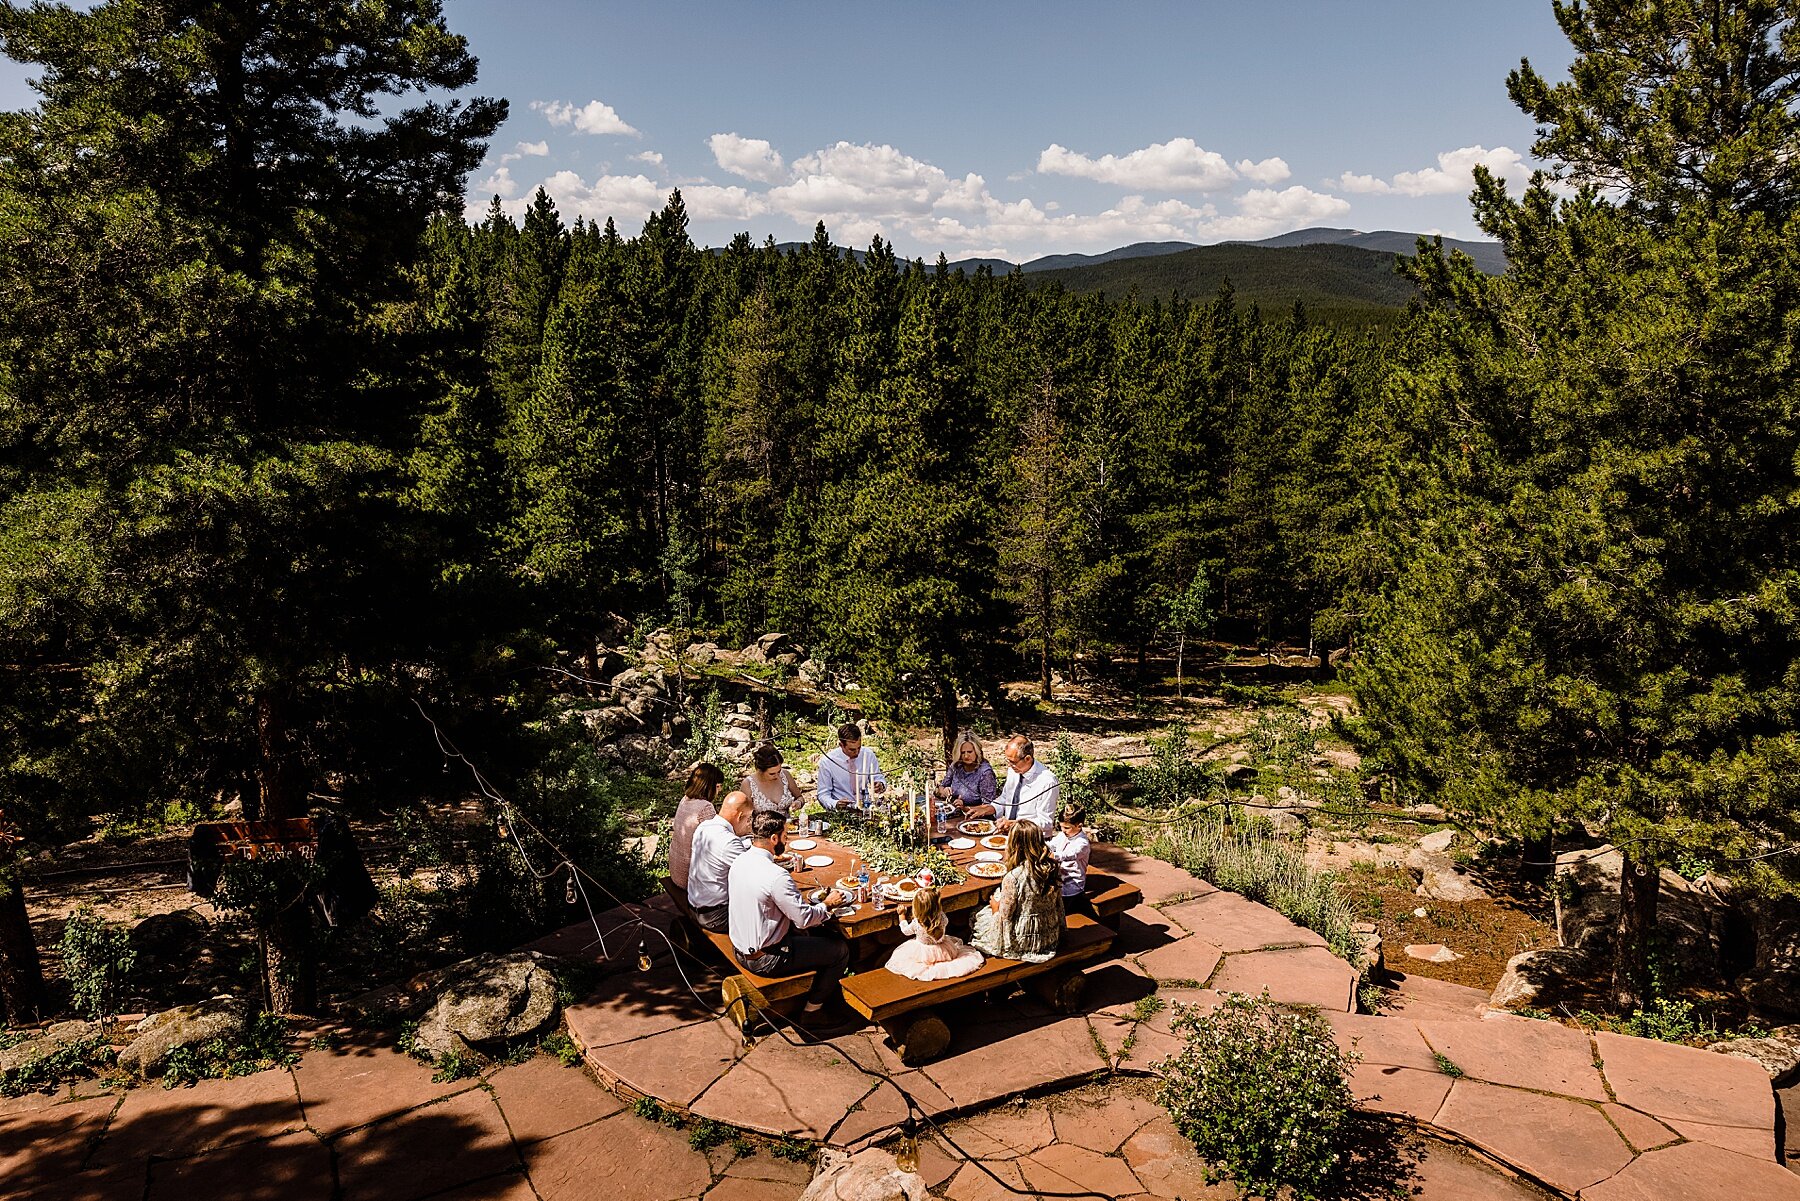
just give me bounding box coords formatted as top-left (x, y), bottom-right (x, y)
top-left (784, 819), bottom-right (1005, 958)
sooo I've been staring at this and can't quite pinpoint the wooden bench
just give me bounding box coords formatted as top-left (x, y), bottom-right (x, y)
top-left (840, 913), bottom-right (1118, 1065)
top-left (696, 925), bottom-right (817, 1030)
top-left (1081, 872), bottom-right (1142, 929)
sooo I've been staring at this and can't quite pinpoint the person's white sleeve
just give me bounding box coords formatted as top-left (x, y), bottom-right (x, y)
top-left (775, 871), bottom-right (830, 930)
top-left (816, 754), bottom-right (843, 810)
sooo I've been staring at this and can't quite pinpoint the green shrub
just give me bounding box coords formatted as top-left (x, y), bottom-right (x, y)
top-left (161, 1012), bottom-right (300, 1088)
top-left (1156, 991), bottom-right (1359, 1200)
top-left (541, 1030), bottom-right (583, 1067)
top-left (0, 1034), bottom-right (113, 1097)
top-left (1131, 723), bottom-right (1222, 810)
top-left (59, 905), bottom-right (137, 1021)
top-left (688, 1118), bottom-right (733, 1150)
top-left (1149, 811), bottom-right (1361, 965)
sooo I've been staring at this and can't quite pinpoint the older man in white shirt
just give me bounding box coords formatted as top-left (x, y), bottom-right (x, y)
top-left (815, 722), bottom-right (886, 811)
top-left (996, 734), bottom-right (1060, 833)
top-left (686, 791), bottom-right (753, 932)
top-left (728, 809), bottom-right (852, 1021)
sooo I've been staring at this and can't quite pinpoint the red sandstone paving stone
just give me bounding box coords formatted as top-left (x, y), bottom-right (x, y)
top-left (892, 1067), bottom-right (955, 1118)
top-left (690, 1033), bottom-right (878, 1138)
top-left (1350, 1063), bottom-right (1454, 1121)
top-left (1593, 1029), bottom-right (1776, 1132)
top-left (1133, 934), bottom-right (1225, 986)
top-left (1089, 1014), bottom-right (1137, 1066)
top-left (1117, 1020), bottom-right (1183, 1072)
top-left (1433, 1078), bottom-right (1631, 1195)
top-left (1092, 846), bottom-right (1214, 905)
top-left (943, 1099), bottom-right (1057, 1157)
top-left (0, 1085), bottom-right (73, 1118)
top-left (92, 1067), bottom-right (304, 1166)
top-left (702, 1178), bottom-right (803, 1201)
top-left (1324, 1010), bottom-right (1438, 1070)
top-left (917, 1136), bottom-right (962, 1190)
top-left (919, 1015), bottom-right (1108, 1109)
top-left (145, 1130), bottom-right (332, 1201)
top-left (593, 1018), bottom-right (744, 1108)
top-left (1409, 1141), bottom-right (1551, 1201)
top-left (1115, 904), bottom-right (1190, 955)
top-left (1120, 1115), bottom-right (1240, 1199)
top-left (831, 1029), bottom-right (912, 1078)
top-left (15, 1160), bottom-right (146, 1201)
top-left (943, 1157), bottom-right (1032, 1201)
top-left (1380, 971), bottom-right (1493, 1022)
top-left (292, 1035), bottom-right (478, 1134)
top-left (488, 1055), bottom-right (623, 1144)
top-left (721, 1152), bottom-right (815, 1186)
top-left (1580, 1139), bottom-right (1800, 1201)
top-left (1158, 890), bottom-right (1324, 953)
top-left (1417, 1016), bottom-right (1608, 1101)
top-left (1135, 987), bottom-right (1227, 1032)
top-left (333, 1087), bottom-right (521, 1201)
top-left (1082, 958), bottom-right (1159, 1010)
top-left (564, 963), bottom-right (725, 1050)
top-left (1211, 945), bottom-right (1357, 1011)
top-left (526, 1110), bottom-right (714, 1201)
top-left (1049, 1092), bottom-right (1164, 1154)
top-left (434, 1173), bottom-right (540, 1201)
top-left (1664, 1115), bottom-right (1775, 1160)
top-left (826, 1081), bottom-right (908, 1149)
top-left (1020, 1141), bottom-right (1145, 1197)
top-left (0, 1092), bottom-right (118, 1195)
top-left (1600, 1103), bottom-right (1678, 1153)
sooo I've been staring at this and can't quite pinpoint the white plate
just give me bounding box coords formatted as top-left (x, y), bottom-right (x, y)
top-left (788, 839), bottom-right (818, 851)
top-left (804, 854), bottom-right (835, 868)
top-left (974, 850), bottom-right (1003, 863)
top-left (947, 837), bottom-right (977, 850)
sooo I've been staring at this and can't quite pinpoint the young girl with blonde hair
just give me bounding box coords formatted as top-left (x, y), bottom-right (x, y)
top-left (885, 885), bottom-right (984, 980)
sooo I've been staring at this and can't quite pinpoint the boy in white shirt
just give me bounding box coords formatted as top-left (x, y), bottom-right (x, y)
top-left (1048, 804), bottom-right (1092, 916)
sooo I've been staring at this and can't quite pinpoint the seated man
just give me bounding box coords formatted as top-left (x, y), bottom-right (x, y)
top-left (727, 809), bottom-right (853, 1026)
top-left (815, 721), bottom-right (886, 811)
top-left (996, 734), bottom-right (1059, 833)
top-left (687, 791), bottom-right (753, 932)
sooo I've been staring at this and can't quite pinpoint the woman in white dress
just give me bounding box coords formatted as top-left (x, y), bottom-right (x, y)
top-left (741, 743), bottom-right (802, 815)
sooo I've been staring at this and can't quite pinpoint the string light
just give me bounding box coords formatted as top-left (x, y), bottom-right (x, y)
top-left (564, 868), bottom-right (577, 906)
top-left (636, 939), bottom-right (652, 972)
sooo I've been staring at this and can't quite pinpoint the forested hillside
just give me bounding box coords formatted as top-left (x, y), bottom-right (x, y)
top-left (417, 198), bottom-right (1392, 733)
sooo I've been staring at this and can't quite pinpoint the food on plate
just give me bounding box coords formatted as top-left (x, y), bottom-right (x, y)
top-left (979, 834), bottom-right (1008, 850)
top-left (969, 861), bottom-right (1006, 878)
top-left (958, 820), bottom-right (995, 835)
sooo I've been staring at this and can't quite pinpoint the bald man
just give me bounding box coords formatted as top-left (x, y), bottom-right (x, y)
top-left (687, 790), bottom-right (753, 932)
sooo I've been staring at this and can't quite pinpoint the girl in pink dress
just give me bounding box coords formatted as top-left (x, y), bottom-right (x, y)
top-left (885, 886), bottom-right (984, 980)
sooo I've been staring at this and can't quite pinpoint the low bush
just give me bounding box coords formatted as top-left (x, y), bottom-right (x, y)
top-left (161, 1012), bottom-right (300, 1088)
top-left (0, 1034), bottom-right (113, 1097)
top-left (59, 904), bottom-right (137, 1021)
top-left (1156, 991), bottom-right (1359, 1200)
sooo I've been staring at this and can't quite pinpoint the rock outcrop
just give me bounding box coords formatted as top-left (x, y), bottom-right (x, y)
top-left (1554, 845), bottom-right (1723, 987)
top-left (1489, 946), bottom-right (1600, 1010)
top-left (411, 951), bottom-right (561, 1059)
top-left (799, 1148), bottom-right (927, 1201)
top-left (118, 995), bottom-right (248, 1076)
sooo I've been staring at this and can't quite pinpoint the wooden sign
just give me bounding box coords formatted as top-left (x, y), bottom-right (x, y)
top-left (190, 818), bottom-right (318, 861)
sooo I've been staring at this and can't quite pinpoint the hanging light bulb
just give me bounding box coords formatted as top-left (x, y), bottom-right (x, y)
top-left (564, 867), bottom-right (578, 906)
top-left (894, 1119), bottom-right (920, 1173)
top-left (636, 939), bottom-right (652, 972)
top-left (496, 821), bottom-right (509, 840)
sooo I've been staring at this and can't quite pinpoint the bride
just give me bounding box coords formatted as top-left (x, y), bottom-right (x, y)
top-left (741, 743), bottom-right (803, 815)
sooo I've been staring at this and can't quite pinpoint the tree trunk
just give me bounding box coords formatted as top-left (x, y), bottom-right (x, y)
top-left (0, 866), bottom-right (45, 1024)
top-left (1520, 830), bottom-right (1552, 882)
top-left (1175, 633), bottom-right (1185, 699)
top-left (253, 688), bottom-right (319, 1014)
top-left (938, 684), bottom-right (958, 769)
top-left (1612, 853), bottom-right (1660, 1012)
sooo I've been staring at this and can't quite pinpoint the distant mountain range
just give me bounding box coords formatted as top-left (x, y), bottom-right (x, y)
top-left (709, 227), bottom-right (1506, 325)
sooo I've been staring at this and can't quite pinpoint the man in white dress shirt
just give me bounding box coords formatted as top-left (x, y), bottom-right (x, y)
top-left (686, 791), bottom-right (753, 932)
top-left (996, 735), bottom-right (1060, 833)
top-left (815, 722), bottom-right (887, 811)
top-left (727, 809), bottom-right (852, 1020)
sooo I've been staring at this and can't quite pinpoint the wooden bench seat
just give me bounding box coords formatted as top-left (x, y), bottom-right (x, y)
top-left (841, 913), bottom-right (1118, 1064)
top-left (1081, 872), bottom-right (1142, 927)
top-left (696, 926), bottom-right (816, 1030)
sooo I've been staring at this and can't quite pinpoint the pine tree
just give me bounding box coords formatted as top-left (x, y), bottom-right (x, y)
top-left (1352, 0), bottom-right (1800, 1010)
top-left (0, 0), bottom-right (503, 1015)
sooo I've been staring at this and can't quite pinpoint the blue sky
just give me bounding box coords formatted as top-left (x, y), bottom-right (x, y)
top-left (0, 1), bottom-right (1575, 262)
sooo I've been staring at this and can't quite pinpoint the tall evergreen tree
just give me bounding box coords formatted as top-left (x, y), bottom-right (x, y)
top-left (0, 0), bottom-right (502, 1015)
top-left (1351, 0), bottom-right (1800, 1009)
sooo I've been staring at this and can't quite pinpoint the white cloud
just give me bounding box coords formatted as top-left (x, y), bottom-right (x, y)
top-left (631, 150), bottom-right (664, 166)
top-left (516, 140), bottom-right (549, 157)
top-left (1201, 186), bottom-right (1351, 240)
top-left (530, 99), bottom-right (640, 137)
top-left (1235, 156), bottom-right (1291, 184)
top-left (477, 166), bottom-right (518, 200)
top-left (1037, 137), bottom-right (1239, 192)
top-left (1336, 145), bottom-right (1527, 196)
top-left (707, 133), bottom-right (786, 183)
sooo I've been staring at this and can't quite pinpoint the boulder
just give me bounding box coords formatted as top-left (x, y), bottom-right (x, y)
top-left (589, 648), bottom-right (627, 683)
top-left (610, 668), bottom-right (645, 692)
top-left (1739, 893), bottom-right (1800, 1020)
top-left (1407, 847), bottom-right (1490, 902)
top-left (130, 909), bottom-right (207, 957)
top-left (1405, 943), bottom-right (1462, 964)
top-left (0, 1019), bottom-right (104, 1077)
top-left (1352, 921), bottom-right (1384, 976)
top-left (118, 996), bottom-right (248, 1076)
top-left (1554, 845), bottom-right (1723, 987)
top-left (798, 658), bottom-right (825, 682)
top-left (799, 1149), bottom-right (927, 1201)
top-left (1417, 829), bottom-right (1455, 854)
top-left (411, 951), bottom-right (560, 1059)
top-left (1489, 946), bottom-right (1599, 1011)
top-left (1707, 1027), bottom-right (1800, 1086)
top-left (685, 641), bottom-right (719, 666)
top-left (772, 651), bottom-right (802, 669)
top-left (740, 632), bottom-right (797, 664)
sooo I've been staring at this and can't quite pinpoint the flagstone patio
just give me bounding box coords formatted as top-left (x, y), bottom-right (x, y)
top-left (1, 843), bottom-right (1794, 1199)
